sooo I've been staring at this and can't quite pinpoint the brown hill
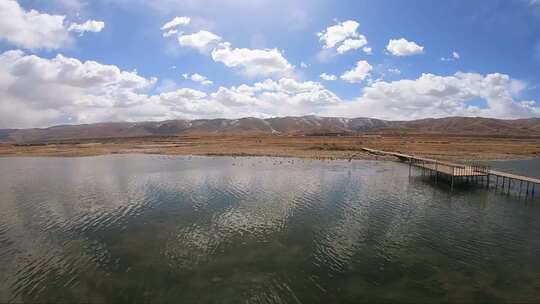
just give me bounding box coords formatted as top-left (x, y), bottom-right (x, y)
top-left (385, 117), bottom-right (540, 135)
top-left (1, 116), bottom-right (539, 143)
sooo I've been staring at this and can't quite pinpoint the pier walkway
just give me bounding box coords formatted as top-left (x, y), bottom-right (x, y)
top-left (362, 147), bottom-right (540, 198)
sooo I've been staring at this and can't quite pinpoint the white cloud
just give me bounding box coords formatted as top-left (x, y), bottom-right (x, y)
top-left (68, 20), bottom-right (105, 35)
top-left (0, 0), bottom-right (104, 49)
top-left (161, 16), bottom-right (190, 31)
top-left (300, 62), bottom-right (308, 68)
top-left (156, 88), bottom-right (218, 117)
top-left (167, 23), bottom-right (294, 78)
top-left (210, 78), bottom-right (340, 116)
top-left (317, 20), bottom-right (369, 55)
top-left (1, 51), bottom-right (537, 128)
top-left (327, 72), bottom-right (539, 120)
top-left (162, 29), bottom-right (178, 38)
top-left (386, 38), bottom-right (424, 56)
top-left (178, 30), bottom-right (222, 52)
top-left (0, 49), bottom-right (229, 126)
top-left (160, 16), bottom-right (191, 38)
top-left (362, 47), bottom-right (372, 55)
top-left (0, 0), bottom-right (70, 49)
top-left (441, 51), bottom-right (460, 61)
top-left (0, 50), bottom-right (159, 128)
top-left (336, 38), bottom-right (367, 54)
top-left (6, 51), bottom-right (151, 89)
top-left (340, 60), bottom-right (372, 83)
top-left (0, 51), bottom-right (332, 128)
top-left (190, 73), bottom-right (213, 85)
top-left (320, 73), bottom-right (337, 81)
top-left (211, 43), bottom-right (293, 77)
top-left (318, 20), bottom-right (359, 48)
top-left (388, 68), bottom-right (401, 75)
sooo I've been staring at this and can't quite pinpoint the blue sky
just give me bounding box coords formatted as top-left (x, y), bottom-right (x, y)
top-left (0, 0), bottom-right (539, 128)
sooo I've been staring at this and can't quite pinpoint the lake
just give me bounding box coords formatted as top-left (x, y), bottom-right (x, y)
top-left (1, 155), bottom-right (540, 303)
top-left (487, 158), bottom-right (540, 179)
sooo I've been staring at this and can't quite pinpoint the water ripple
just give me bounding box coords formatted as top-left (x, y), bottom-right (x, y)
top-left (1, 156), bottom-right (540, 303)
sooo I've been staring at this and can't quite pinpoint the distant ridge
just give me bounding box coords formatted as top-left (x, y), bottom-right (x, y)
top-left (2, 116), bottom-right (540, 143)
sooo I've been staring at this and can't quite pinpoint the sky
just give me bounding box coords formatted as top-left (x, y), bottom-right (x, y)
top-left (1, 0), bottom-right (540, 128)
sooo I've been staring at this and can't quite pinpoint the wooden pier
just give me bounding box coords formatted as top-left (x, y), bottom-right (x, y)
top-left (362, 148), bottom-right (539, 198)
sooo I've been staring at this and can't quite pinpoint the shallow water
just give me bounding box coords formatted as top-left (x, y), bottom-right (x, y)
top-left (1, 155), bottom-right (540, 303)
top-left (487, 158), bottom-right (540, 179)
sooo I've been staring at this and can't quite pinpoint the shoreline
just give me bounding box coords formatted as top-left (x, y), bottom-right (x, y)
top-left (1, 134), bottom-right (539, 162)
top-left (1, 150), bottom-right (537, 162)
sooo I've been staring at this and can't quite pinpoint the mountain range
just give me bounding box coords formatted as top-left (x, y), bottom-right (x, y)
top-left (2, 116), bottom-right (540, 143)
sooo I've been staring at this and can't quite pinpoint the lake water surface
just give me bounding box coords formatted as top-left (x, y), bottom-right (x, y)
top-left (1, 155), bottom-right (540, 303)
top-left (487, 158), bottom-right (540, 179)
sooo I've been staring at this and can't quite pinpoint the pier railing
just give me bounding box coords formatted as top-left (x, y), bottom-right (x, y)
top-left (362, 147), bottom-right (539, 199)
top-left (452, 162), bottom-right (490, 176)
top-left (409, 158), bottom-right (489, 177)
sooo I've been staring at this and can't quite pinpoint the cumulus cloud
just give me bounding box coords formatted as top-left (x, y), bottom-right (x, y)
top-left (68, 20), bottom-right (105, 35)
top-left (211, 43), bottom-right (293, 77)
top-left (318, 20), bottom-right (360, 48)
top-left (0, 50), bottom-right (158, 127)
top-left (317, 20), bottom-right (370, 55)
top-left (189, 73), bottom-right (213, 85)
top-left (165, 22), bottom-right (294, 78)
top-left (178, 30), bottom-right (222, 52)
top-left (327, 72), bottom-right (538, 120)
top-left (0, 51), bottom-right (331, 128)
top-left (161, 16), bottom-right (191, 30)
top-left (0, 0), bottom-right (70, 49)
top-left (1, 51), bottom-right (537, 128)
top-left (340, 60), bottom-right (372, 83)
top-left (160, 16), bottom-right (190, 38)
top-left (336, 38), bottom-right (368, 54)
top-left (386, 38), bottom-right (424, 56)
top-left (362, 47), bottom-right (372, 55)
top-left (0, 0), bottom-right (104, 49)
top-left (155, 88), bottom-right (223, 117)
top-left (210, 78), bottom-right (340, 116)
top-left (320, 73), bottom-right (337, 81)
